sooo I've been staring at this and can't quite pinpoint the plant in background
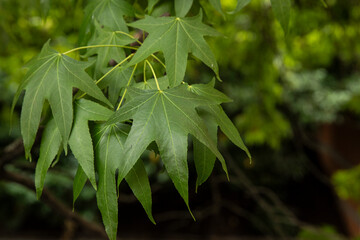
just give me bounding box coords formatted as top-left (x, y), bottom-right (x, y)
top-left (11, 0), bottom-right (291, 238)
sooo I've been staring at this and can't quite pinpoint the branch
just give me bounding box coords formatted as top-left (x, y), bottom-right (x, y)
top-left (0, 169), bottom-right (108, 239)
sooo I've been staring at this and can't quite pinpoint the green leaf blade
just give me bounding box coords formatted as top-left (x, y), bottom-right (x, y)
top-left (175, 0), bottom-right (193, 17)
top-left (73, 165), bottom-right (88, 209)
top-left (35, 119), bottom-right (62, 199)
top-left (125, 159), bottom-right (155, 224)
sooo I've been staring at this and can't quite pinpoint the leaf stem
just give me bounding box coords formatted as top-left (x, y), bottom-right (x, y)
top-left (151, 55), bottom-right (166, 69)
top-left (115, 31), bottom-right (142, 45)
top-left (116, 64), bottom-right (138, 111)
top-left (95, 53), bottom-right (134, 85)
top-left (146, 60), bottom-right (161, 91)
top-left (143, 61), bottom-right (147, 84)
top-left (62, 45), bottom-right (137, 55)
top-left (77, 53), bottom-right (134, 100)
top-left (114, 31), bottom-right (166, 69)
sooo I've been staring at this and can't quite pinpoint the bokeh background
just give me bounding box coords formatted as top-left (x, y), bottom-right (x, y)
top-left (0, 0), bottom-right (360, 239)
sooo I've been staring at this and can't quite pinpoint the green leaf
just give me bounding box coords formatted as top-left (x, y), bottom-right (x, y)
top-left (135, 76), bottom-right (169, 90)
top-left (207, 104), bottom-right (251, 159)
top-left (93, 122), bottom-right (130, 240)
top-left (107, 84), bottom-right (228, 211)
top-left (128, 12), bottom-right (220, 87)
top-left (15, 41), bottom-right (111, 159)
top-left (270, 0), bottom-right (291, 34)
top-left (125, 159), bottom-right (155, 224)
top-left (148, 0), bottom-right (160, 13)
top-left (35, 118), bottom-right (62, 199)
top-left (175, 0), bottom-right (193, 17)
top-left (99, 66), bottom-right (134, 106)
top-left (193, 113), bottom-right (218, 190)
top-left (84, 23), bottom-right (135, 78)
top-left (73, 165), bottom-right (88, 209)
top-left (69, 99), bottom-right (113, 190)
top-left (189, 81), bottom-right (251, 160)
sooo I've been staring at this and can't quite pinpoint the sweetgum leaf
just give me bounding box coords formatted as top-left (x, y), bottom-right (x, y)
top-left (270, 0), bottom-right (291, 34)
top-left (107, 84), bottom-right (228, 210)
top-left (69, 99), bottom-right (113, 189)
top-left (35, 118), bottom-right (62, 199)
top-left (14, 41), bottom-right (111, 159)
top-left (175, 0), bottom-right (193, 17)
top-left (79, 0), bottom-right (134, 45)
top-left (135, 76), bottom-right (169, 90)
top-left (125, 159), bottom-right (155, 224)
top-left (127, 12), bottom-right (220, 87)
top-left (84, 23), bottom-right (135, 78)
top-left (93, 123), bottom-right (129, 240)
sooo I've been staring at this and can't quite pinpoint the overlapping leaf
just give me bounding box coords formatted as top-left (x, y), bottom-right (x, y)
top-left (107, 84), bottom-right (228, 210)
top-left (13, 41), bottom-right (111, 159)
top-left (93, 122), bottom-right (154, 240)
top-left (175, 0), bottom-right (193, 17)
top-left (79, 0), bottom-right (134, 44)
top-left (69, 99), bottom-right (113, 189)
top-left (84, 23), bottom-right (135, 78)
top-left (99, 66), bottom-right (134, 106)
top-left (127, 12), bottom-right (220, 87)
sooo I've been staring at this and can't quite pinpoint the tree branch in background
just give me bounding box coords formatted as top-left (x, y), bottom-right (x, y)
top-left (0, 169), bottom-right (108, 239)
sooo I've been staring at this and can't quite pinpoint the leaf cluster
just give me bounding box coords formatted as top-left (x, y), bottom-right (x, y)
top-left (13, 0), bottom-right (291, 239)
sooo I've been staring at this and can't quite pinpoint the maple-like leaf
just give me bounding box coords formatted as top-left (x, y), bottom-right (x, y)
top-left (127, 11), bottom-right (220, 87)
top-left (69, 99), bottom-right (113, 189)
top-left (107, 84), bottom-right (228, 210)
top-left (174, 0), bottom-right (193, 17)
top-left (93, 122), bottom-right (154, 240)
top-left (84, 23), bottom-right (135, 78)
top-left (79, 0), bottom-right (134, 44)
top-left (13, 41), bottom-right (111, 159)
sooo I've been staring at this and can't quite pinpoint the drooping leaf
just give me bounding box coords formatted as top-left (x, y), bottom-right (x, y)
top-left (233, 0), bottom-right (251, 13)
top-left (107, 84), bottom-right (228, 211)
top-left (69, 99), bottom-right (113, 189)
top-left (175, 0), bottom-right (193, 17)
top-left (270, 0), bottom-right (291, 34)
top-left (127, 12), bottom-right (220, 87)
top-left (84, 23), bottom-right (135, 78)
top-left (73, 165), bottom-right (88, 209)
top-left (93, 123), bottom-right (130, 240)
top-left (79, 0), bottom-right (134, 45)
top-left (35, 118), bottom-right (62, 199)
top-left (125, 159), bottom-right (155, 224)
top-left (193, 113), bottom-right (218, 190)
top-left (14, 41), bottom-right (111, 159)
